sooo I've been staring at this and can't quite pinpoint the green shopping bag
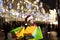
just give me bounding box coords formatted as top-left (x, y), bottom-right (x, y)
top-left (10, 27), bottom-right (22, 34)
top-left (35, 26), bottom-right (43, 40)
top-left (16, 27), bottom-right (25, 39)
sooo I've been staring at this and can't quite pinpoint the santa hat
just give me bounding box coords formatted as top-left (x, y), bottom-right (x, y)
top-left (25, 15), bottom-right (33, 25)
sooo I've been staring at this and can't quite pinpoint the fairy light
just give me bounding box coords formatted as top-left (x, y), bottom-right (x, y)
top-left (16, 12), bottom-right (19, 16)
top-left (10, 9), bottom-right (15, 15)
top-left (21, 6), bottom-right (23, 10)
top-left (49, 9), bottom-right (57, 22)
top-left (5, 6), bottom-right (8, 11)
top-left (4, 1), bottom-right (5, 3)
top-left (20, 1), bottom-right (22, 3)
top-left (28, 9), bottom-right (31, 12)
top-left (12, 0), bottom-right (14, 3)
top-left (36, 0), bottom-right (40, 2)
top-left (17, 5), bottom-right (20, 9)
top-left (17, 2), bottom-right (20, 6)
top-left (34, 1), bottom-right (37, 4)
top-left (40, 2), bottom-right (43, 8)
top-left (24, 2), bottom-right (25, 4)
top-left (17, 2), bottom-right (20, 9)
top-left (25, 0), bottom-right (39, 8)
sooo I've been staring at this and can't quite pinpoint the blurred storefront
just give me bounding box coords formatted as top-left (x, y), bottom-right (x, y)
top-left (0, 0), bottom-right (58, 32)
top-left (0, 0), bottom-right (58, 22)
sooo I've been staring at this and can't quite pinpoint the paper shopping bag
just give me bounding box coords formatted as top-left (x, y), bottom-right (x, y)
top-left (10, 27), bottom-right (23, 38)
top-left (10, 27), bottom-right (21, 34)
top-left (33, 27), bottom-right (37, 38)
top-left (35, 26), bottom-right (43, 40)
top-left (16, 27), bottom-right (25, 39)
top-left (24, 26), bottom-right (36, 39)
top-left (24, 26), bottom-right (36, 36)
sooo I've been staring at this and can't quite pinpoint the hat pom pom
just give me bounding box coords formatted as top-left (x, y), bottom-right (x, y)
top-left (25, 23), bottom-right (27, 25)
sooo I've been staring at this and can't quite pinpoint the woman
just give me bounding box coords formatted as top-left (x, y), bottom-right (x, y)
top-left (25, 15), bottom-right (43, 40)
top-left (25, 15), bottom-right (36, 26)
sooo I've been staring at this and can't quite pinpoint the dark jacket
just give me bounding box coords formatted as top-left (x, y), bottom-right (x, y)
top-left (2, 22), bottom-right (11, 32)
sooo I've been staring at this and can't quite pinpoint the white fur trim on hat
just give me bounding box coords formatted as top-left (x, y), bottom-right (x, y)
top-left (27, 16), bottom-right (33, 22)
top-left (25, 23), bottom-right (27, 25)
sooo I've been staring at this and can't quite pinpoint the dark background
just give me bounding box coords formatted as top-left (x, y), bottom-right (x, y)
top-left (41, 0), bottom-right (59, 9)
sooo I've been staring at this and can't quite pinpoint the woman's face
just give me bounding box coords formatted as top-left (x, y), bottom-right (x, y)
top-left (30, 19), bottom-right (34, 24)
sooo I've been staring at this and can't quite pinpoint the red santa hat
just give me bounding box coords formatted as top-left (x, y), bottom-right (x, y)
top-left (25, 15), bottom-right (33, 25)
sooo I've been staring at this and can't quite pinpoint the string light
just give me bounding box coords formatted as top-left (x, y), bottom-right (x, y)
top-left (17, 5), bottom-right (20, 9)
top-left (4, 1), bottom-right (5, 3)
top-left (17, 3), bottom-right (20, 6)
top-left (0, 0), bottom-right (57, 22)
top-left (17, 2), bottom-right (20, 9)
top-left (34, 1), bottom-right (37, 4)
top-left (20, 1), bottom-right (22, 3)
top-left (24, 2), bottom-right (25, 4)
top-left (36, 0), bottom-right (40, 2)
top-left (16, 12), bottom-right (19, 16)
top-left (12, 0), bottom-right (14, 3)
top-left (21, 6), bottom-right (23, 10)
top-left (5, 6), bottom-right (8, 11)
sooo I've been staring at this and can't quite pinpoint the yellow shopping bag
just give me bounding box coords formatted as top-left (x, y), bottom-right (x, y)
top-left (24, 26), bottom-right (36, 37)
top-left (16, 27), bottom-right (25, 39)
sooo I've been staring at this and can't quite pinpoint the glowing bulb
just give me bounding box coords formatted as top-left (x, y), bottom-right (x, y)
top-left (17, 3), bottom-right (20, 6)
top-left (16, 12), bottom-right (19, 16)
top-left (28, 9), bottom-right (31, 12)
top-left (4, 1), bottom-right (5, 3)
top-left (12, 0), bottom-right (14, 3)
top-left (6, 6), bottom-right (8, 9)
top-left (24, 2), bottom-right (25, 4)
top-left (40, 2), bottom-right (43, 7)
top-left (17, 5), bottom-right (20, 9)
top-left (21, 6), bottom-right (23, 10)
top-left (36, 0), bottom-right (39, 2)
top-left (6, 8), bottom-right (8, 11)
top-left (12, 12), bottom-right (15, 15)
top-left (34, 1), bottom-right (37, 4)
top-left (20, 1), bottom-right (22, 3)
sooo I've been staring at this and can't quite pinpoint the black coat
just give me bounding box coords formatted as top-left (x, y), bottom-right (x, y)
top-left (2, 22), bottom-right (11, 32)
